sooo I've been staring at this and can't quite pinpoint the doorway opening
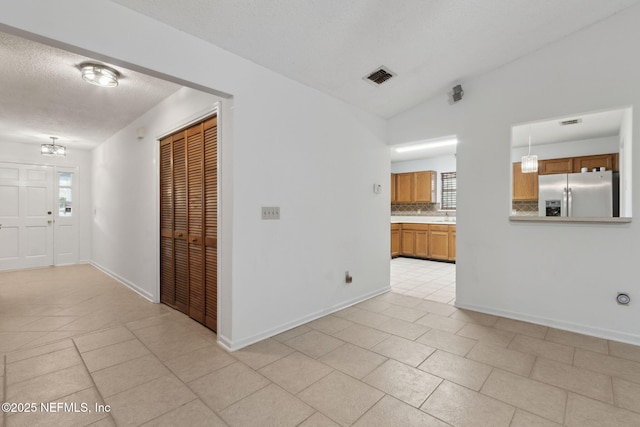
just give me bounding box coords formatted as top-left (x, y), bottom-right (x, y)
top-left (389, 136), bottom-right (458, 305)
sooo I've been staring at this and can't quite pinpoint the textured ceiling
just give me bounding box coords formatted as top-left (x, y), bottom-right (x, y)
top-left (112, 0), bottom-right (640, 119)
top-left (0, 31), bottom-right (180, 150)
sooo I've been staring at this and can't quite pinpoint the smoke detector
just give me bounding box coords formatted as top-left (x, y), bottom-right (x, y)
top-left (364, 67), bottom-right (395, 85)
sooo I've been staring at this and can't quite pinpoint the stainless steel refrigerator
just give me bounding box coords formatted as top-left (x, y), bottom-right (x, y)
top-left (538, 171), bottom-right (619, 217)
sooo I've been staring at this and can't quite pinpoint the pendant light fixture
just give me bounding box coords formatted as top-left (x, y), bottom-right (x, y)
top-left (80, 63), bottom-right (119, 87)
top-left (521, 128), bottom-right (538, 173)
top-left (41, 136), bottom-right (66, 156)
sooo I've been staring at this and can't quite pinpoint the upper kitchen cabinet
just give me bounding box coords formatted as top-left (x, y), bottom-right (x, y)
top-left (393, 171), bottom-right (436, 203)
top-left (538, 157), bottom-right (573, 175)
top-left (573, 153), bottom-right (618, 173)
top-left (395, 172), bottom-right (414, 202)
top-left (414, 171), bottom-right (437, 202)
top-left (391, 174), bottom-right (397, 203)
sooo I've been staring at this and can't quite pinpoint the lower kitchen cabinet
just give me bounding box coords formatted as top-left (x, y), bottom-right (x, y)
top-left (391, 223), bottom-right (401, 258)
top-left (400, 224), bottom-right (429, 258)
top-left (393, 222), bottom-right (456, 261)
top-left (448, 226), bottom-right (456, 261)
top-left (428, 225), bottom-right (450, 260)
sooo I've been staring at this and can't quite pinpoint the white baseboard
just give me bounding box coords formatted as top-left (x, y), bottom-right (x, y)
top-left (455, 300), bottom-right (640, 346)
top-left (89, 261), bottom-right (155, 303)
top-left (223, 286), bottom-right (391, 351)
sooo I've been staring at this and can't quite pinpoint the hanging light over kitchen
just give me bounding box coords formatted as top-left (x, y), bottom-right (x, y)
top-left (41, 136), bottom-right (66, 156)
top-left (521, 130), bottom-right (538, 173)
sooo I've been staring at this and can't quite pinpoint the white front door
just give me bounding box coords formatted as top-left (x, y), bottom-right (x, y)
top-left (0, 162), bottom-right (54, 270)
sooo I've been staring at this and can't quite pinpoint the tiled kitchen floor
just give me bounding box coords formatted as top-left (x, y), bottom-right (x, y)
top-left (2, 265), bottom-right (640, 426)
top-left (390, 257), bottom-right (456, 304)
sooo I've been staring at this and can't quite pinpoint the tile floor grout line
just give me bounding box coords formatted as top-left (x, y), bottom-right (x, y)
top-left (70, 339), bottom-right (116, 426)
top-left (121, 320), bottom-right (249, 424)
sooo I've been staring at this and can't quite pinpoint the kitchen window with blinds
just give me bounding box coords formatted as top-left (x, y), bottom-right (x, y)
top-left (441, 172), bottom-right (456, 210)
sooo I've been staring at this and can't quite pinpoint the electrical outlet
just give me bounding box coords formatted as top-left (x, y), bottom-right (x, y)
top-left (261, 206), bottom-right (280, 220)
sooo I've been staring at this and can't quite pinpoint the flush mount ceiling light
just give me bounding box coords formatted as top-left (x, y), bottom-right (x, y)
top-left (41, 136), bottom-right (66, 156)
top-left (395, 138), bottom-right (457, 153)
top-left (80, 63), bottom-right (119, 87)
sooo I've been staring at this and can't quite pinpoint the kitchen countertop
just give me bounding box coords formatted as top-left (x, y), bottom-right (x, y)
top-left (509, 215), bottom-right (631, 224)
top-left (391, 216), bottom-right (456, 225)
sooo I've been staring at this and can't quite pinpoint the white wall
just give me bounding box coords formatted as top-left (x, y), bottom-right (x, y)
top-left (91, 87), bottom-right (223, 301)
top-left (0, 0), bottom-right (390, 350)
top-left (0, 141), bottom-right (92, 262)
top-left (389, 4), bottom-right (640, 344)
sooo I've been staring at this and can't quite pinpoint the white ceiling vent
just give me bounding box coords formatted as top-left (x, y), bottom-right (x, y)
top-left (560, 118), bottom-right (583, 126)
top-left (364, 67), bottom-right (395, 85)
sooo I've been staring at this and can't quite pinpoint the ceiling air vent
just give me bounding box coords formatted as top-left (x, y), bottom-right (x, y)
top-left (559, 118), bottom-right (583, 126)
top-left (364, 67), bottom-right (395, 85)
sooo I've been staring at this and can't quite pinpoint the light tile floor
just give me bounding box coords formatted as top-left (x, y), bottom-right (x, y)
top-left (390, 257), bottom-right (456, 304)
top-left (2, 264), bottom-right (640, 426)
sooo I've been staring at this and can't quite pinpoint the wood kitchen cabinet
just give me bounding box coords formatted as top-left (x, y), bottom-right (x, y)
top-left (428, 225), bottom-right (449, 260)
top-left (538, 157), bottom-right (573, 175)
top-left (400, 224), bottom-right (429, 257)
top-left (392, 171), bottom-right (436, 203)
top-left (391, 174), bottom-right (397, 203)
top-left (394, 223), bottom-right (456, 261)
top-left (512, 162), bottom-right (538, 201)
top-left (391, 223), bottom-right (401, 258)
top-left (572, 153), bottom-right (618, 173)
top-left (537, 153), bottom-right (618, 175)
top-left (414, 171), bottom-right (437, 202)
top-left (395, 173), bottom-right (414, 202)
top-left (448, 226), bottom-right (456, 261)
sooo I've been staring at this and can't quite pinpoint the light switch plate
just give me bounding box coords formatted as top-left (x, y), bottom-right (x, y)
top-left (261, 206), bottom-right (280, 220)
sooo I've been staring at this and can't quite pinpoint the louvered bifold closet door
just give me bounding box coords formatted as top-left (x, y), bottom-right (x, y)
top-left (173, 134), bottom-right (189, 313)
top-left (159, 115), bottom-right (218, 332)
top-left (159, 137), bottom-right (175, 307)
top-left (187, 124), bottom-right (205, 323)
top-left (203, 117), bottom-right (218, 331)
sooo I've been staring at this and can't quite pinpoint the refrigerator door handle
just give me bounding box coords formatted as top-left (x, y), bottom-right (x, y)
top-left (568, 187), bottom-right (573, 217)
top-left (562, 187), bottom-right (568, 217)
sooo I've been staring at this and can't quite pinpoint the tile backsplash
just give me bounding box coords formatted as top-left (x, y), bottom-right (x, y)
top-left (512, 201), bottom-right (538, 216)
top-left (391, 202), bottom-right (455, 217)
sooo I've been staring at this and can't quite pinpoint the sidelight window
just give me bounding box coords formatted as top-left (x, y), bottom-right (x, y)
top-left (58, 172), bottom-right (73, 216)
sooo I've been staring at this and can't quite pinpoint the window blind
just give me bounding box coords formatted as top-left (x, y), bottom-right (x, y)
top-left (441, 172), bottom-right (456, 210)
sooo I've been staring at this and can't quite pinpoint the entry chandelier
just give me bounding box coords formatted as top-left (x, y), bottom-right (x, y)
top-left (80, 63), bottom-right (119, 87)
top-left (41, 136), bottom-right (66, 156)
top-left (521, 132), bottom-right (538, 173)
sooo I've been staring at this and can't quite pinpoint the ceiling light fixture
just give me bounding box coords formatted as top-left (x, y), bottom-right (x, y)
top-left (41, 136), bottom-right (66, 156)
top-left (521, 128), bottom-right (538, 173)
top-left (80, 63), bottom-right (119, 87)
top-left (395, 139), bottom-right (457, 153)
